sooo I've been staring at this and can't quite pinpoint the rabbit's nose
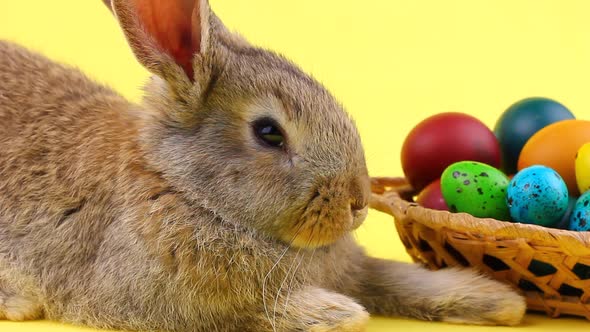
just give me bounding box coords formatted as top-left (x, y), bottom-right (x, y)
top-left (350, 199), bottom-right (368, 230)
top-left (349, 174), bottom-right (370, 213)
top-left (351, 200), bottom-right (367, 212)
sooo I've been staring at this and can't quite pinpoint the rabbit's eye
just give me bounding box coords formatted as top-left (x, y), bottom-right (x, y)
top-left (252, 118), bottom-right (285, 149)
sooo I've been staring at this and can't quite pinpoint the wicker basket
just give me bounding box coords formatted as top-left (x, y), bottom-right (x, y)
top-left (369, 176), bottom-right (590, 320)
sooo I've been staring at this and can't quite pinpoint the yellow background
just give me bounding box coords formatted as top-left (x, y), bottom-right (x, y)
top-left (2, 0), bottom-right (590, 331)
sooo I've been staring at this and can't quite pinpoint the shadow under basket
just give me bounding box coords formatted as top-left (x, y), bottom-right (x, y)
top-left (369, 177), bottom-right (590, 320)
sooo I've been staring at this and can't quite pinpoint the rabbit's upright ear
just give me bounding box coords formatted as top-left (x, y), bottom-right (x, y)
top-left (102, 0), bottom-right (112, 11)
top-left (108, 0), bottom-right (211, 82)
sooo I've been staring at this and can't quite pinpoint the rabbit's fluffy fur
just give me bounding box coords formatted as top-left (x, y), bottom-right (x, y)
top-left (0, 0), bottom-right (526, 331)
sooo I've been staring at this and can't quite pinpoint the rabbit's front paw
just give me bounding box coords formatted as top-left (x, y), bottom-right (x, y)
top-left (0, 289), bottom-right (43, 321)
top-left (281, 287), bottom-right (369, 332)
top-left (438, 271), bottom-right (526, 326)
top-left (307, 307), bottom-right (368, 332)
top-left (442, 288), bottom-right (525, 326)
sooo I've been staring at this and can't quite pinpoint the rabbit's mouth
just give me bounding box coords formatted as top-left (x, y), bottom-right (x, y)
top-left (277, 181), bottom-right (369, 249)
top-left (351, 206), bottom-right (368, 229)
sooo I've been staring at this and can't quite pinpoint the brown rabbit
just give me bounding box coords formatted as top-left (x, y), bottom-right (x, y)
top-left (0, 0), bottom-right (526, 331)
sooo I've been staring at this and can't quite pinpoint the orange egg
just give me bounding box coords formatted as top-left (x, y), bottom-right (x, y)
top-left (518, 119), bottom-right (590, 196)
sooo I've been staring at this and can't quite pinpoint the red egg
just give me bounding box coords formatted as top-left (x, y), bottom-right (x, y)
top-left (401, 112), bottom-right (501, 191)
top-left (416, 179), bottom-right (449, 211)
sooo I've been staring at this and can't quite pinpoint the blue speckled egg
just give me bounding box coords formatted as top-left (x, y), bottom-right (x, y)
top-left (569, 192), bottom-right (590, 231)
top-left (507, 165), bottom-right (569, 226)
top-left (553, 196), bottom-right (578, 230)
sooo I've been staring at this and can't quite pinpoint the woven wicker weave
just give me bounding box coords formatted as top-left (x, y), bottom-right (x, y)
top-left (370, 177), bottom-right (590, 319)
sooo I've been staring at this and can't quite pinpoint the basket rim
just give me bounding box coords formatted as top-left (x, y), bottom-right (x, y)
top-left (370, 176), bottom-right (590, 256)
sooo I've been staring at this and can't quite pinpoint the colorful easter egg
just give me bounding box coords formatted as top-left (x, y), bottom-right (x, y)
top-left (441, 161), bottom-right (510, 220)
top-left (575, 142), bottom-right (590, 195)
top-left (569, 192), bottom-right (590, 231)
top-left (553, 196), bottom-right (578, 230)
top-left (518, 119), bottom-right (590, 196)
top-left (507, 165), bottom-right (569, 227)
top-left (416, 179), bottom-right (449, 211)
top-left (401, 112), bottom-right (501, 192)
top-left (494, 97), bottom-right (574, 174)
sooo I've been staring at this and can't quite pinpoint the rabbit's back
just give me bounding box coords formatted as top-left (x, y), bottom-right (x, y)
top-left (0, 40), bottom-right (148, 267)
top-left (0, 40), bottom-right (140, 225)
top-left (0, 40), bottom-right (181, 326)
top-left (0, 41), bottom-right (123, 130)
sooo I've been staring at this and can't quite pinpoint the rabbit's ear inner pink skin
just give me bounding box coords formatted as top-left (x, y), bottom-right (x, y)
top-left (110, 0), bottom-right (204, 80)
top-left (133, 0), bottom-right (201, 78)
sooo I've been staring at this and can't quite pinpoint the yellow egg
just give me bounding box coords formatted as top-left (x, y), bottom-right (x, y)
top-left (576, 143), bottom-right (590, 194)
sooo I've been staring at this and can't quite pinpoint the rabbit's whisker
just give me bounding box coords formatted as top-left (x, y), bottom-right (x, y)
top-left (262, 220), bottom-right (305, 331)
top-left (272, 245), bottom-right (302, 329)
top-left (263, 244), bottom-right (289, 332)
top-left (291, 206), bottom-right (312, 233)
top-left (280, 245), bottom-right (308, 324)
top-left (278, 220), bottom-right (318, 328)
top-left (307, 213), bottom-right (322, 248)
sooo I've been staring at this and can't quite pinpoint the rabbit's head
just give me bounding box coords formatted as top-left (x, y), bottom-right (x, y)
top-left (104, 0), bottom-right (370, 248)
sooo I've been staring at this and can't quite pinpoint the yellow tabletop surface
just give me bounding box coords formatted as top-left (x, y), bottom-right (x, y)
top-left (2, 0), bottom-right (590, 331)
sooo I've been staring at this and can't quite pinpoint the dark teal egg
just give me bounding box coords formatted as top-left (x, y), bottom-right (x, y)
top-left (441, 161), bottom-right (510, 220)
top-left (494, 97), bottom-right (575, 175)
top-left (569, 192), bottom-right (590, 231)
top-left (507, 165), bottom-right (569, 226)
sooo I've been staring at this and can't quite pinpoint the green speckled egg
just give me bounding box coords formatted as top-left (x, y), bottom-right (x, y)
top-left (441, 161), bottom-right (511, 220)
